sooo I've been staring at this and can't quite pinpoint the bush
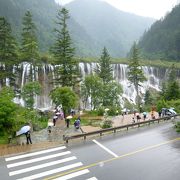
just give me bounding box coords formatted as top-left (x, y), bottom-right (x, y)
top-left (167, 99), bottom-right (180, 113)
top-left (97, 107), bottom-right (104, 116)
top-left (101, 120), bottom-right (112, 129)
top-left (175, 122), bottom-right (180, 132)
top-left (107, 106), bottom-right (121, 116)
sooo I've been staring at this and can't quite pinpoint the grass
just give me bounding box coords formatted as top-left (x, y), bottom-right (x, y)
top-left (78, 57), bottom-right (180, 69)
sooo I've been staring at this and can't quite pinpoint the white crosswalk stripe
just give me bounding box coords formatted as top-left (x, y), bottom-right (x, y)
top-left (53, 169), bottom-right (90, 180)
top-left (86, 177), bottom-right (98, 180)
top-left (7, 151), bottom-right (71, 168)
top-left (5, 146), bottom-right (66, 162)
top-left (9, 156), bottom-right (77, 176)
top-left (5, 146), bottom-right (98, 180)
top-left (16, 162), bottom-right (83, 180)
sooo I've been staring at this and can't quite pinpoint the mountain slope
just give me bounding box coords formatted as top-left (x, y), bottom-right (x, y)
top-left (66, 0), bottom-right (155, 57)
top-left (138, 4), bottom-right (180, 61)
top-left (0, 0), bottom-right (95, 56)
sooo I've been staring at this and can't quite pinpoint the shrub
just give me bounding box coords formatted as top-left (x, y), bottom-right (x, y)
top-left (175, 122), bottom-right (180, 133)
top-left (107, 106), bottom-right (121, 116)
top-left (101, 120), bottom-right (112, 129)
top-left (97, 107), bottom-right (104, 116)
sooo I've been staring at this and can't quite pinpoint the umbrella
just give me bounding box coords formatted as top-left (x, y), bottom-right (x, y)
top-left (48, 122), bottom-right (53, 127)
top-left (66, 115), bottom-right (73, 119)
top-left (53, 115), bottom-right (58, 119)
top-left (56, 112), bottom-right (61, 115)
top-left (143, 112), bottom-right (147, 115)
top-left (16, 125), bottom-right (31, 136)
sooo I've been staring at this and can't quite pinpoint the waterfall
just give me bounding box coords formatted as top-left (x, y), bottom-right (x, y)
top-left (10, 62), bottom-right (179, 110)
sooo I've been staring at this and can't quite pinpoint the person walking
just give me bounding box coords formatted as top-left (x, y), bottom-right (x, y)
top-left (25, 131), bottom-right (32, 144)
top-left (143, 112), bottom-right (147, 120)
top-left (66, 118), bottom-right (70, 128)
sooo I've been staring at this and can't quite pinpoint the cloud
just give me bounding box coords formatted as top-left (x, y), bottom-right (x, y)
top-left (56, 0), bottom-right (178, 19)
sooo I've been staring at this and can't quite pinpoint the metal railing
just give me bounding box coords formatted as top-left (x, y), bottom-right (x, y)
top-left (63, 114), bottom-right (179, 143)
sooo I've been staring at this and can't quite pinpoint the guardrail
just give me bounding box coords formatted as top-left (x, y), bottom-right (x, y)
top-left (63, 114), bottom-right (179, 143)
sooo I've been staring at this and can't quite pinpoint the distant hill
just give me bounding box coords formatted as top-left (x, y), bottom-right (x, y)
top-left (0, 0), bottom-right (96, 56)
top-left (138, 4), bottom-right (180, 61)
top-left (0, 0), bottom-right (155, 57)
top-left (66, 0), bottom-right (155, 57)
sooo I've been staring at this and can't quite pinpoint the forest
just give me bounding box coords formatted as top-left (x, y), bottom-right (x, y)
top-left (138, 4), bottom-right (180, 61)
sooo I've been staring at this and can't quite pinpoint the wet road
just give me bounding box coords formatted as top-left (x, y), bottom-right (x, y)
top-left (1, 121), bottom-right (180, 180)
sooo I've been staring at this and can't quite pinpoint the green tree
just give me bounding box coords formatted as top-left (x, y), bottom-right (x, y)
top-left (50, 86), bottom-right (78, 117)
top-left (96, 47), bottom-right (113, 84)
top-left (21, 81), bottom-right (41, 109)
top-left (0, 86), bottom-right (17, 136)
top-left (144, 90), bottom-right (153, 105)
top-left (95, 47), bottom-right (122, 107)
top-left (81, 74), bottom-right (103, 110)
top-left (161, 64), bottom-right (180, 101)
top-left (166, 81), bottom-right (180, 100)
top-left (21, 11), bottom-right (39, 64)
top-left (128, 43), bottom-right (146, 111)
top-left (0, 17), bottom-right (18, 87)
top-left (51, 8), bottom-right (80, 87)
top-left (102, 81), bottom-right (122, 107)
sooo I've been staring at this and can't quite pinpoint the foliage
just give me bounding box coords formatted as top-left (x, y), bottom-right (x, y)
top-left (156, 99), bottom-right (168, 112)
top-left (51, 7), bottom-right (80, 87)
top-left (81, 74), bottom-right (103, 109)
top-left (0, 17), bottom-right (19, 86)
top-left (20, 11), bottom-right (39, 64)
top-left (0, 87), bottom-right (17, 136)
top-left (96, 107), bottom-right (105, 116)
top-left (101, 120), bottom-right (113, 129)
top-left (175, 122), bottom-right (180, 133)
top-left (21, 81), bottom-right (41, 109)
top-left (128, 43), bottom-right (147, 110)
top-left (102, 82), bottom-right (123, 107)
top-left (160, 64), bottom-right (180, 101)
top-left (96, 47), bottom-right (113, 84)
top-left (166, 99), bottom-right (180, 113)
top-left (138, 4), bottom-right (180, 61)
top-left (50, 86), bottom-right (78, 116)
top-left (107, 106), bottom-right (121, 116)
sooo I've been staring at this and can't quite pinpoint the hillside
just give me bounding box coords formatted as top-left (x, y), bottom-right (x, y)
top-left (66, 0), bottom-right (155, 57)
top-left (0, 0), bottom-right (154, 57)
top-left (138, 4), bottom-right (180, 61)
top-left (0, 0), bottom-right (95, 55)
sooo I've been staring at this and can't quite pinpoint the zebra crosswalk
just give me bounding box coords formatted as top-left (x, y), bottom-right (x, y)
top-left (5, 146), bottom-right (98, 180)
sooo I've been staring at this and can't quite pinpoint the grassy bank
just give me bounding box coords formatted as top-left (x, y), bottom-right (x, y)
top-left (78, 57), bottom-right (180, 69)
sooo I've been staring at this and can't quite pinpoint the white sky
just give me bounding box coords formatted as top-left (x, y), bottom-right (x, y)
top-left (55, 0), bottom-right (179, 19)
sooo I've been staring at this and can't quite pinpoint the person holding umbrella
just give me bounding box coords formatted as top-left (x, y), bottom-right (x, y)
top-left (16, 124), bottom-right (32, 144)
top-left (66, 115), bottom-right (72, 128)
top-left (25, 131), bottom-right (32, 144)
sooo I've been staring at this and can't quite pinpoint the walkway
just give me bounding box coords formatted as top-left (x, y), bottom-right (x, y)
top-left (0, 112), bottom-right (159, 156)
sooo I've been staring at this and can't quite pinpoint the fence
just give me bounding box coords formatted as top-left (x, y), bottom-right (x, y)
top-left (63, 114), bottom-right (179, 143)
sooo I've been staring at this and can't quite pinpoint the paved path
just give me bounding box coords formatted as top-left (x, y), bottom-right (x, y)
top-left (0, 112), bottom-right (159, 156)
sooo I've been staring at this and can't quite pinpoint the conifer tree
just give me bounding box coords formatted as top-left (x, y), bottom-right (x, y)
top-left (0, 17), bottom-right (18, 87)
top-left (128, 43), bottom-right (146, 110)
top-left (96, 47), bottom-right (113, 84)
top-left (21, 11), bottom-right (39, 64)
top-left (51, 8), bottom-right (80, 87)
top-left (96, 47), bottom-right (122, 107)
top-left (165, 64), bottom-right (180, 100)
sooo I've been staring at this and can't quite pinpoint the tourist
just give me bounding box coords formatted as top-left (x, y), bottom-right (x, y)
top-left (25, 131), bottom-right (32, 144)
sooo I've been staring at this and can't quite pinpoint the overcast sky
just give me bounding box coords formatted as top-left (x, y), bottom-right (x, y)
top-left (55, 0), bottom-right (179, 19)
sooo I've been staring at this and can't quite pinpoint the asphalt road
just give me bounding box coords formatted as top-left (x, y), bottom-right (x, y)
top-left (0, 121), bottom-right (180, 180)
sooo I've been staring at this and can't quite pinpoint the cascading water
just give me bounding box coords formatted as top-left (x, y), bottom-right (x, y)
top-left (12, 62), bottom-right (178, 110)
